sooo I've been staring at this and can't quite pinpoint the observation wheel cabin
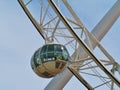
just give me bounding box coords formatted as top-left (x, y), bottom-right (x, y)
top-left (31, 43), bottom-right (69, 78)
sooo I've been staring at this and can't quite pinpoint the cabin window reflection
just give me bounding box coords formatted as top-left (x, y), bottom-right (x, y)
top-left (54, 45), bottom-right (62, 60)
top-left (40, 45), bottom-right (47, 62)
top-left (47, 45), bottom-right (54, 60)
top-left (40, 44), bottom-right (69, 62)
top-left (63, 46), bottom-right (69, 61)
top-left (34, 50), bottom-right (40, 67)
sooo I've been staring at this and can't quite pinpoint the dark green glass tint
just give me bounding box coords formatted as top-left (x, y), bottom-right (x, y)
top-left (40, 44), bottom-right (69, 62)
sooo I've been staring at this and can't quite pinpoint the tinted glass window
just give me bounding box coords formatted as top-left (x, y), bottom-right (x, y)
top-left (47, 45), bottom-right (54, 53)
top-left (62, 47), bottom-right (69, 61)
top-left (34, 50), bottom-right (40, 67)
top-left (58, 45), bottom-right (62, 52)
top-left (40, 44), bottom-right (69, 62)
top-left (41, 45), bottom-right (47, 54)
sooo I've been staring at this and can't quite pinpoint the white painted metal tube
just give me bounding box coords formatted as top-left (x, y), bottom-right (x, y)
top-left (49, 0), bottom-right (120, 86)
top-left (18, 0), bottom-right (45, 39)
top-left (45, 0), bottom-right (120, 90)
top-left (91, 0), bottom-right (120, 43)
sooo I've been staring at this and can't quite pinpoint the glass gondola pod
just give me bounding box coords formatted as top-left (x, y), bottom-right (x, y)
top-left (31, 43), bottom-right (70, 78)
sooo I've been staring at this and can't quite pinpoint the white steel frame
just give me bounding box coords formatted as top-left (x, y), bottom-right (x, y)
top-left (18, 0), bottom-right (120, 90)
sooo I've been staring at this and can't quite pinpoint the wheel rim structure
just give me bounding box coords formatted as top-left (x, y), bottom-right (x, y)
top-left (18, 0), bottom-right (120, 90)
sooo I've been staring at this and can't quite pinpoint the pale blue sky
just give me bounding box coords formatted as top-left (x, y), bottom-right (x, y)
top-left (0, 0), bottom-right (120, 90)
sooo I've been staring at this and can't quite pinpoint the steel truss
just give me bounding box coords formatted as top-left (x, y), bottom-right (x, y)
top-left (18, 0), bottom-right (120, 89)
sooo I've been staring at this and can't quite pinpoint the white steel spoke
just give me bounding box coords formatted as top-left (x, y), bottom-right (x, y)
top-left (18, 0), bottom-right (120, 89)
